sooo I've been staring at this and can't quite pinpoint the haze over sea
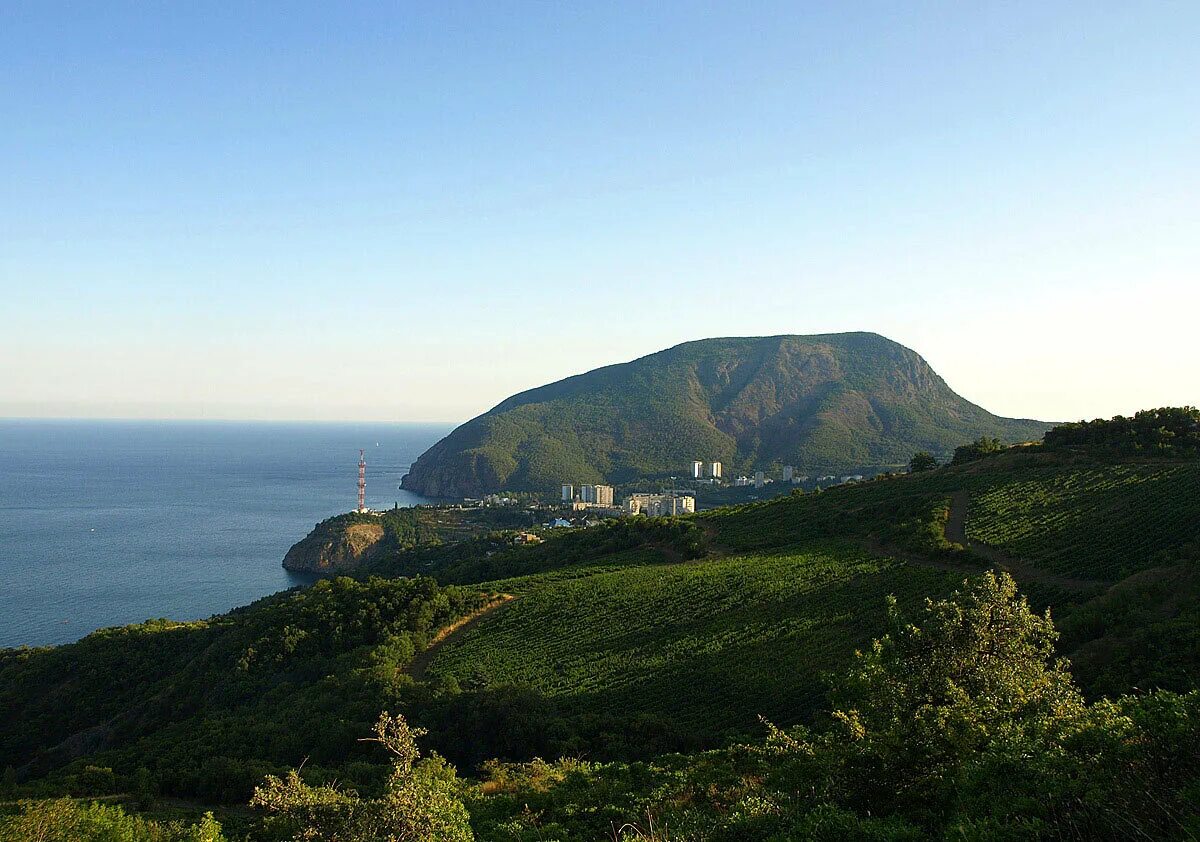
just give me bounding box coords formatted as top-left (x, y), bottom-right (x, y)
top-left (0, 420), bottom-right (449, 648)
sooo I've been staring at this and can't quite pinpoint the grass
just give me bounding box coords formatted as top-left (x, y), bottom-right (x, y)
top-left (965, 460), bottom-right (1200, 580)
top-left (421, 542), bottom-right (962, 738)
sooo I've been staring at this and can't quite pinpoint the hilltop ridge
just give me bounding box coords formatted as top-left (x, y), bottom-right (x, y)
top-left (401, 332), bottom-right (1049, 497)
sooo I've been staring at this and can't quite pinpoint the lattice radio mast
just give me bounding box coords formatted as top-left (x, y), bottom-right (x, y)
top-left (357, 449), bottom-right (367, 512)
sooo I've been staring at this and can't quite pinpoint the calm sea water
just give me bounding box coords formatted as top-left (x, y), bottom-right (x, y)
top-left (0, 420), bottom-right (451, 648)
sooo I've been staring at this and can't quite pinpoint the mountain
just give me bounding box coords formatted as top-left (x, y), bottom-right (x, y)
top-left (401, 332), bottom-right (1049, 497)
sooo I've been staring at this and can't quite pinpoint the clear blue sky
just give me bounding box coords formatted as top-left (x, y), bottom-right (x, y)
top-left (2, 2), bottom-right (1197, 422)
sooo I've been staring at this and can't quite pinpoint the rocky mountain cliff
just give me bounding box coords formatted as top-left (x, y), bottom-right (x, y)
top-left (282, 519), bottom-right (387, 573)
top-left (401, 332), bottom-right (1050, 498)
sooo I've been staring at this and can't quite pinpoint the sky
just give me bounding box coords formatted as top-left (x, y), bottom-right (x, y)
top-left (2, 2), bottom-right (1197, 424)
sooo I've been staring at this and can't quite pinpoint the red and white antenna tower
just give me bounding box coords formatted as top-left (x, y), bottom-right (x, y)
top-left (357, 449), bottom-right (367, 512)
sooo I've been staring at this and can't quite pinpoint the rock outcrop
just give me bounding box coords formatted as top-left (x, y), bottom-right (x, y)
top-left (282, 519), bottom-right (387, 573)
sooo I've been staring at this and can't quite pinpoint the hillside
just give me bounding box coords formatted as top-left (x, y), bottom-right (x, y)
top-left (0, 577), bottom-right (493, 803)
top-left (406, 449), bottom-right (1200, 759)
top-left (8, 446), bottom-right (1198, 776)
top-left (282, 506), bottom-right (537, 573)
top-left (3, 431), bottom-right (1199, 838)
top-left (401, 332), bottom-right (1049, 497)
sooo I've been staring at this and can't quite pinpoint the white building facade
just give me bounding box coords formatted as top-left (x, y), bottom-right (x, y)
top-left (579, 484), bottom-right (615, 506)
top-left (624, 493), bottom-right (696, 516)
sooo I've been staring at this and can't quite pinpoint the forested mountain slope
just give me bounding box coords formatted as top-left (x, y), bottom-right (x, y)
top-left (401, 332), bottom-right (1050, 496)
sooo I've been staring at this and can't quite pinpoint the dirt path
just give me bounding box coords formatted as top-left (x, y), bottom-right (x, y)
top-left (945, 491), bottom-right (971, 547)
top-left (409, 594), bottom-right (516, 680)
top-left (863, 537), bottom-right (988, 576)
top-left (943, 491), bottom-right (1107, 593)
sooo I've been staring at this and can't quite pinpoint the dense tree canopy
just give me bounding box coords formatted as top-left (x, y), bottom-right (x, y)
top-left (908, 451), bottom-right (938, 472)
top-left (1044, 406), bottom-right (1200, 456)
top-left (950, 436), bottom-right (1008, 465)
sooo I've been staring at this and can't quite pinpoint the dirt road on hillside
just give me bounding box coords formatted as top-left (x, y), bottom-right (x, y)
top-left (409, 595), bottom-right (516, 681)
top-left (944, 491), bottom-right (1107, 593)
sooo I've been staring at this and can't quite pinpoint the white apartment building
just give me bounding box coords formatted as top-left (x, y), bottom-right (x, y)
top-left (561, 484), bottom-right (574, 502)
top-left (579, 484), bottom-right (615, 506)
top-left (691, 460), bottom-right (704, 479)
top-left (708, 461), bottom-right (723, 479)
top-left (624, 493), bottom-right (696, 516)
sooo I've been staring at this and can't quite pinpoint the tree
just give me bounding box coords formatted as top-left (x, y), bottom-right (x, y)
top-left (908, 452), bottom-right (938, 473)
top-left (1043, 406), bottom-right (1200, 456)
top-left (251, 711), bottom-right (473, 842)
top-left (950, 436), bottom-right (1006, 465)
top-left (822, 572), bottom-right (1084, 818)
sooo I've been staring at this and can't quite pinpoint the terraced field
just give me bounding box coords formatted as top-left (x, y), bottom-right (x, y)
top-left (965, 461), bottom-right (1200, 580)
top-left (421, 542), bottom-right (962, 737)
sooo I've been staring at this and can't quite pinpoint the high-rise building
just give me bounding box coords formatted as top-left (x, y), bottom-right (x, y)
top-left (754, 471), bottom-right (765, 489)
top-left (624, 493), bottom-right (695, 516)
top-left (666, 495), bottom-right (695, 515)
top-left (708, 461), bottom-right (723, 479)
top-left (561, 484), bottom-right (574, 502)
top-left (691, 460), bottom-right (704, 479)
top-left (579, 484), bottom-right (614, 507)
top-left (783, 465), bottom-right (794, 482)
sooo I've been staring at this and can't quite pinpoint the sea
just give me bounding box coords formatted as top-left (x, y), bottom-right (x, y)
top-left (0, 419), bottom-right (452, 648)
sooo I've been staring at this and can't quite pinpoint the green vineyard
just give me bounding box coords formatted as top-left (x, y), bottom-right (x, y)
top-left (421, 542), bottom-right (961, 738)
top-left (965, 461), bottom-right (1200, 580)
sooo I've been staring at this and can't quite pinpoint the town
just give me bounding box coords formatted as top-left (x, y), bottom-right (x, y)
top-left (452, 458), bottom-right (875, 530)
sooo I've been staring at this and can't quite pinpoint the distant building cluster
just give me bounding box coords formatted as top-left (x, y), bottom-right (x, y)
top-left (624, 492), bottom-right (696, 516)
top-left (690, 460), bottom-right (723, 481)
top-left (561, 483), bottom-right (615, 509)
top-left (483, 493), bottom-right (519, 506)
top-left (730, 466), bottom-right (862, 488)
top-left (550, 458), bottom-right (866, 524)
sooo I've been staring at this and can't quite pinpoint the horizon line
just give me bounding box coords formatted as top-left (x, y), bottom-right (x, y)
top-left (0, 415), bottom-right (463, 426)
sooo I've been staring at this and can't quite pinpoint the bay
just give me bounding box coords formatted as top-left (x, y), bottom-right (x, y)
top-left (0, 419), bottom-right (450, 647)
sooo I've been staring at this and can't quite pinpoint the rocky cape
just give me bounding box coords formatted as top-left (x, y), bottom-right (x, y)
top-left (282, 516), bottom-right (387, 574)
top-left (401, 332), bottom-right (1051, 498)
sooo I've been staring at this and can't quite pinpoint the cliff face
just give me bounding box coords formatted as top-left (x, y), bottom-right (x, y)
top-left (282, 520), bottom-right (386, 573)
top-left (401, 332), bottom-right (1051, 498)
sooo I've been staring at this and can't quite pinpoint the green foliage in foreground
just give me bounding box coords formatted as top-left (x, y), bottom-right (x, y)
top-left (468, 574), bottom-right (1200, 841)
top-left (252, 712), bottom-right (472, 842)
top-left (0, 799), bottom-right (223, 842)
top-left (0, 577), bottom-right (488, 803)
